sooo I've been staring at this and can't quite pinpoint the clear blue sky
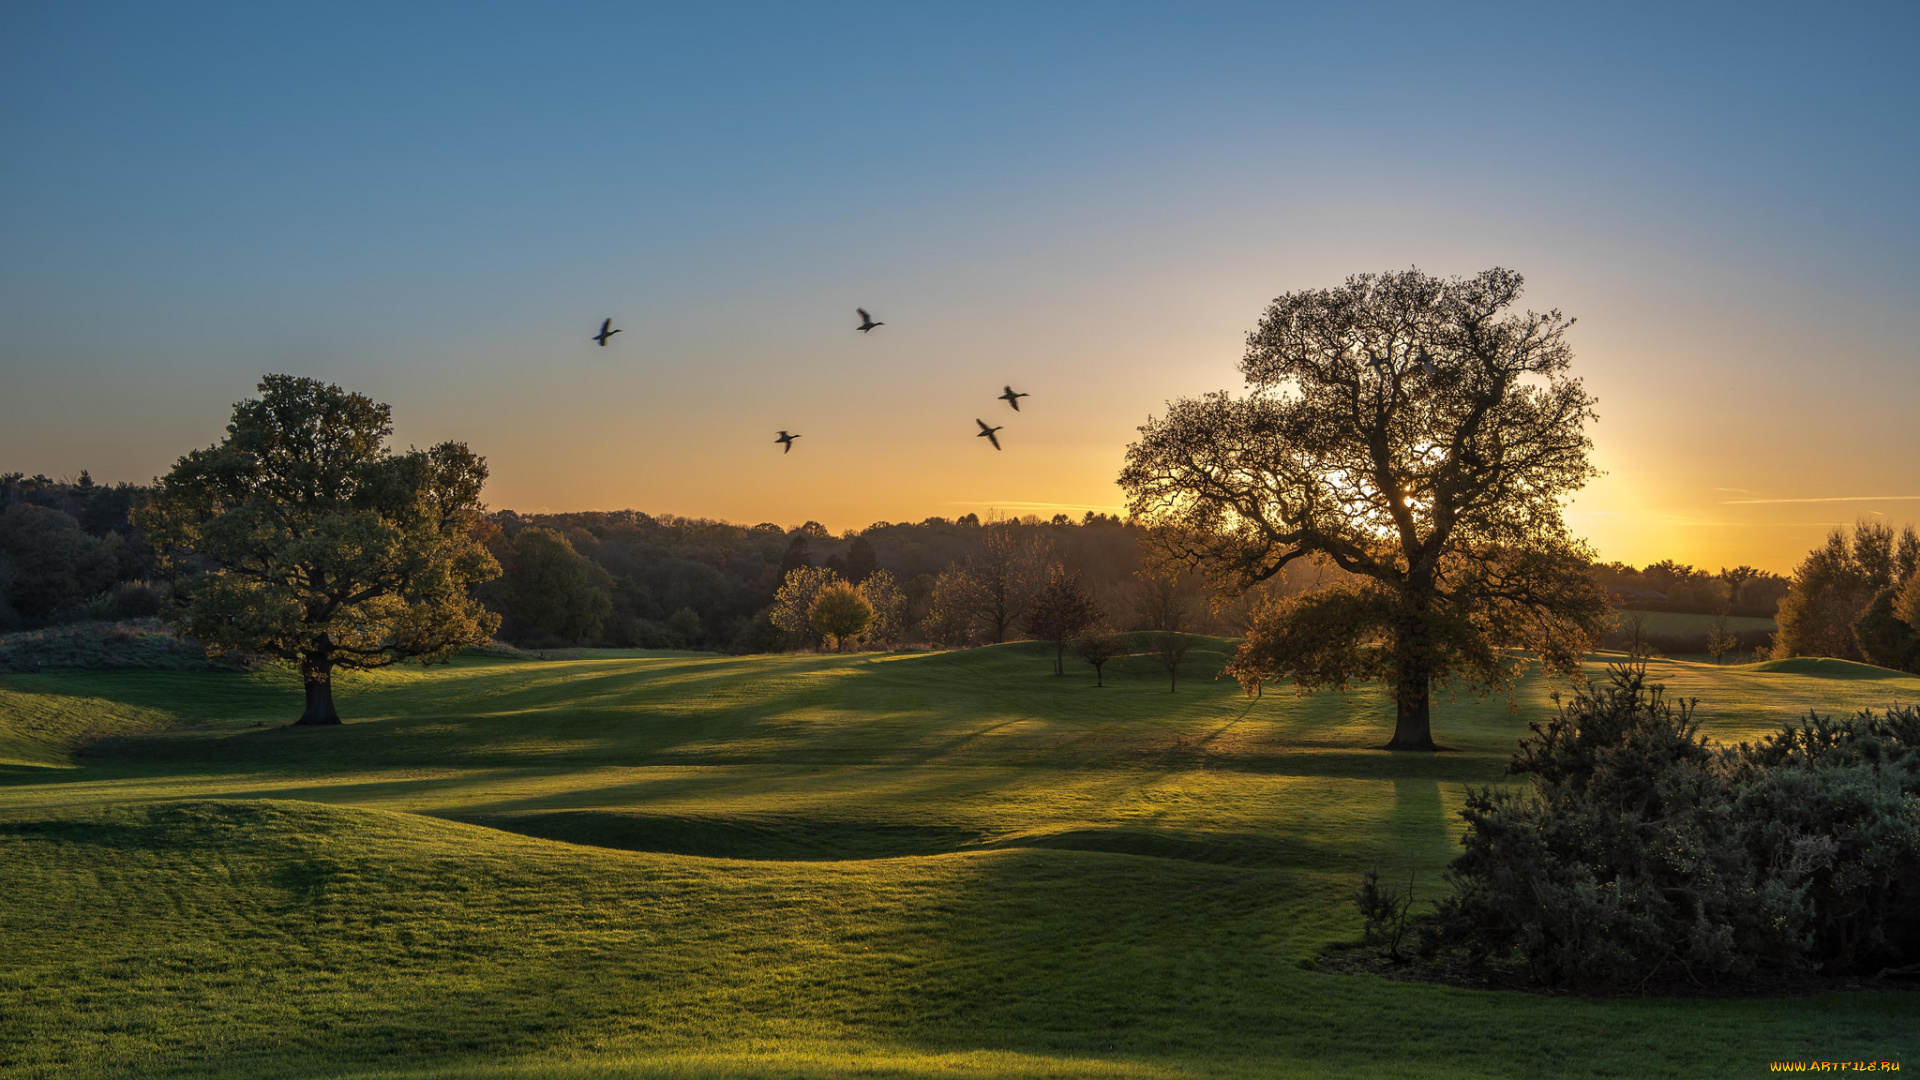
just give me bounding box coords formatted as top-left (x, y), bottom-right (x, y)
top-left (3, 1), bottom-right (1916, 569)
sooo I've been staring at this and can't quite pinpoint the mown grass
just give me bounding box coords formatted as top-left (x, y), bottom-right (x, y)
top-left (2, 643), bottom-right (1916, 1079)
top-left (1615, 611), bottom-right (1776, 638)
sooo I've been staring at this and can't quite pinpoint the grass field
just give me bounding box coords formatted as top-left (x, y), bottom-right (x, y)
top-left (3, 642), bottom-right (1916, 1079)
top-left (1613, 610), bottom-right (1777, 638)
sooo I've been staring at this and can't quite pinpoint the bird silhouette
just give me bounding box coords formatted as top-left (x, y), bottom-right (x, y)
top-left (999, 385), bottom-right (1028, 411)
top-left (593, 318), bottom-right (621, 347)
top-left (975, 419), bottom-right (1003, 450)
top-left (775, 431), bottom-right (801, 454)
top-left (1416, 348), bottom-right (1437, 376)
top-left (857, 308), bottom-right (883, 333)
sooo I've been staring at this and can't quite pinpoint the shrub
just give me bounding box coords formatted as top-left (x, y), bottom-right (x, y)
top-left (1354, 864), bottom-right (1416, 961)
top-left (1423, 667), bottom-right (1803, 987)
top-left (1419, 666), bottom-right (1920, 987)
top-left (1731, 704), bottom-right (1920, 974)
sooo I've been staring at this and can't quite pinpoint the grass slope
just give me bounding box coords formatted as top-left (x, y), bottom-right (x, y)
top-left (2, 644), bottom-right (1916, 1079)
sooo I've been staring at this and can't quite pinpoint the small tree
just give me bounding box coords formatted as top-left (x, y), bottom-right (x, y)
top-left (808, 581), bottom-right (873, 651)
top-left (771, 565), bottom-right (837, 648)
top-left (1135, 571), bottom-right (1196, 692)
top-left (1147, 629), bottom-right (1193, 692)
top-left (1705, 611), bottom-right (1738, 666)
top-left (856, 569), bottom-right (906, 647)
top-left (1617, 608), bottom-right (1654, 660)
top-left (138, 375), bottom-right (500, 725)
top-left (1024, 564), bottom-right (1102, 674)
top-left (922, 565), bottom-right (985, 647)
top-left (1072, 629), bottom-right (1130, 687)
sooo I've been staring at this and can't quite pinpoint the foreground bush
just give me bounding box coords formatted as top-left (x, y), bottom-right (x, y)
top-left (1420, 666), bottom-right (1919, 988)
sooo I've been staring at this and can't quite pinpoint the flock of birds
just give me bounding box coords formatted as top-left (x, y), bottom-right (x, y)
top-left (592, 310), bottom-right (1031, 454)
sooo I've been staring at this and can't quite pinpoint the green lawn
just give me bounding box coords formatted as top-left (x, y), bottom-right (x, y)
top-left (2, 643), bottom-right (1915, 1079)
top-left (1615, 610), bottom-right (1777, 638)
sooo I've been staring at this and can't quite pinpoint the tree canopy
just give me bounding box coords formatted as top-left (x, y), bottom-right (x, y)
top-left (138, 375), bottom-right (500, 724)
top-left (1773, 520), bottom-right (1919, 667)
top-left (808, 581), bottom-right (874, 651)
top-left (1120, 268), bottom-right (1608, 748)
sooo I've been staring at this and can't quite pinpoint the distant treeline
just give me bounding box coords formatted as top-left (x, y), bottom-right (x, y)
top-left (0, 467), bottom-right (1824, 657)
top-left (0, 472), bottom-right (162, 630)
top-left (1590, 559), bottom-right (1789, 618)
top-left (474, 508), bottom-right (1178, 651)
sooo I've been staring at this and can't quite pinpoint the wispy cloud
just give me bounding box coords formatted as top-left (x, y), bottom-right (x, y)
top-left (1719, 495), bottom-right (1920, 505)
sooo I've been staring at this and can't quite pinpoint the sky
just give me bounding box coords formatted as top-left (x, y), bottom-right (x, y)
top-left (2, 1), bottom-right (1915, 573)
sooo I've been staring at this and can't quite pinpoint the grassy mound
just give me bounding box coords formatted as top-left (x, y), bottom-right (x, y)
top-left (1751, 656), bottom-right (1918, 680)
top-left (2, 647), bottom-right (1917, 1078)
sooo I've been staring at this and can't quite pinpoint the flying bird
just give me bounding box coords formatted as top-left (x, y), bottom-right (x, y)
top-left (975, 419), bottom-right (1002, 451)
top-left (857, 308), bottom-right (883, 333)
top-left (775, 430), bottom-right (801, 454)
top-left (593, 318), bottom-right (621, 347)
top-left (999, 385), bottom-right (1028, 411)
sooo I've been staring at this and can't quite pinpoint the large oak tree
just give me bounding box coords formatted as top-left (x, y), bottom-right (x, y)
top-left (139, 375), bottom-right (501, 725)
top-left (1120, 268), bottom-right (1608, 749)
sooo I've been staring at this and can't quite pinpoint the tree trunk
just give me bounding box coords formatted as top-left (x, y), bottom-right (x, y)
top-left (1386, 650), bottom-right (1434, 750)
top-left (297, 647), bottom-right (342, 725)
top-left (1054, 641), bottom-right (1065, 675)
top-left (1390, 595), bottom-right (1436, 749)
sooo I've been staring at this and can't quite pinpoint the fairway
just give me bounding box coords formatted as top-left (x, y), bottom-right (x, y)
top-left (3, 645), bottom-right (1916, 1079)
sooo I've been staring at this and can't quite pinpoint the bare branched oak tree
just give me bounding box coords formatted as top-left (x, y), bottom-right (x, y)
top-left (1120, 268), bottom-right (1609, 749)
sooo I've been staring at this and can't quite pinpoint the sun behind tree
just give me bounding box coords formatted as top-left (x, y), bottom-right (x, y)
top-left (138, 375), bottom-right (501, 725)
top-left (1120, 268), bottom-right (1609, 749)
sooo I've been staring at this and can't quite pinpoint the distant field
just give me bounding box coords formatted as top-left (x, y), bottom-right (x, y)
top-left (1614, 610), bottom-right (1776, 637)
top-left (2, 644), bottom-right (1915, 1079)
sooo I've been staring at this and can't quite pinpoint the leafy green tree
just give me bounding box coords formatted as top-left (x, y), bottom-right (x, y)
top-left (921, 566), bottom-right (984, 647)
top-left (771, 565), bottom-right (837, 647)
top-left (138, 375), bottom-right (500, 725)
top-left (1774, 521), bottom-right (1917, 661)
top-left (845, 536), bottom-right (878, 584)
top-left (856, 569), bottom-right (906, 646)
top-left (809, 581), bottom-right (874, 651)
top-left (1120, 268), bottom-right (1609, 749)
top-left (780, 532), bottom-right (813, 575)
top-left (0, 503), bottom-right (120, 625)
top-left (1853, 586), bottom-right (1920, 674)
top-left (502, 527), bottom-right (613, 644)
